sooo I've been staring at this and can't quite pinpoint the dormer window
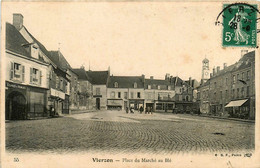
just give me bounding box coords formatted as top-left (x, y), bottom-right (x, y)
top-left (134, 82), bottom-right (137, 88)
top-left (114, 82), bottom-right (118, 88)
top-left (31, 44), bottom-right (39, 59)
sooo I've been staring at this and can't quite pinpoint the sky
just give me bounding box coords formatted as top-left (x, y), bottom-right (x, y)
top-left (2, 2), bottom-right (255, 81)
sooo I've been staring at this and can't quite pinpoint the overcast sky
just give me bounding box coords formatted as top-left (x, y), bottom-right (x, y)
top-left (3, 2), bottom-right (255, 81)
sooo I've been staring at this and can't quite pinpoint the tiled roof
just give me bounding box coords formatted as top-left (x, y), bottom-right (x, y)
top-left (86, 71), bottom-right (109, 85)
top-left (6, 22), bottom-right (31, 57)
top-left (234, 51), bottom-right (255, 71)
top-left (73, 68), bottom-right (90, 80)
top-left (49, 51), bottom-right (72, 71)
top-left (108, 76), bottom-right (144, 88)
top-left (169, 76), bottom-right (184, 87)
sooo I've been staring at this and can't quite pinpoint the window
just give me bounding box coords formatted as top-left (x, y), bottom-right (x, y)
top-left (131, 92), bottom-right (134, 99)
top-left (60, 79), bottom-right (63, 90)
top-left (225, 78), bottom-right (228, 86)
top-left (179, 88), bottom-right (182, 93)
top-left (114, 82), bottom-right (118, 88)
top-left (242, 72), bottom-right (244, 81)
top-left (214, 82), bottom-right (217, 89)
top-left (134, 82), bottom-right (137, 88)
top-left (233, 75), bottom-right (236, 83)
top-left (232, 89), bottom-right (235, 99)
top-left (168, 86), bottom-right (171, 90)
top-left (30, 68), bottom-right (42, 85)
top-left (186, 96), bottom-right (189, 101)
top-left (118, 92), bottom-right (121, 98)
top-left (137, 92), bottom-right (141, 98)
top-left (96, 88), bottom-right (100, 95)
top-left (237, 74), bottom-right (239, 81)
top-left (124, 92), bottom-right (128, 99)
top-left (10, 62), bottom-right (25, 82)
top-left (247, 86), bottom-right (250, 97)
top-left (247, 71), bottom-right (250, 80)
top-left (225, 90), bottom-right (228, 99)
top-left (237, 88), bottom-right (239, 98)
top-left (111, 91), bottom-right (115, 98)
top-left (148, 85), bottom-right (151, 89)
top-left (241, 87), bottom-right (244, 97)
top-left (158, 85), bottom-right (160, 90)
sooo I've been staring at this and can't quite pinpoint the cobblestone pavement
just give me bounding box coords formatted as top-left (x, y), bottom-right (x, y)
top-left (5, 110), bottom-right (255, 154)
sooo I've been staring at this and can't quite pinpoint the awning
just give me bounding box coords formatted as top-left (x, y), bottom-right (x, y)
top-left (225, 99), bottom-right (248, 107)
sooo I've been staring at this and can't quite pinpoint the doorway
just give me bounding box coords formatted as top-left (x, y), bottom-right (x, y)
top-left (96, 98), bottom-right (100, 110)
top-left (6, 91), bottom-right (26, 120)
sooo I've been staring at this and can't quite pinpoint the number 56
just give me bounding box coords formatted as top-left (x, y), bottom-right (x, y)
top-left (225, 32), bottom-right (232, 42)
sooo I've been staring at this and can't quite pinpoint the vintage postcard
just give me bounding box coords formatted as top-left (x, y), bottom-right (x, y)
top-left (1, 1), bottom-right (259, 168)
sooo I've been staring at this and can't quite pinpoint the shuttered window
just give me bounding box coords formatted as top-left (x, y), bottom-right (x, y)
top-left (10, 62), bottom-right (24, 82)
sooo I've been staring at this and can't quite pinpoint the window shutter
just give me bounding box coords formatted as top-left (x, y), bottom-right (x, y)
top-left (30, 68), bottom-right (33, 83)
top-left (21, 65), bottom-right (25, 82)
top-left (10, 62), bottom-right (14, 80)
top-left (39, 70), bottom-right (42, 85)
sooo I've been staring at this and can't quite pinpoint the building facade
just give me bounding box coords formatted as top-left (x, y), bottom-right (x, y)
top-left (87, 70), bottom-right (110, 110)
top-left (5, 21), bottom-right (49, 119)
top-left (107, 76), bottom-right (145, 110)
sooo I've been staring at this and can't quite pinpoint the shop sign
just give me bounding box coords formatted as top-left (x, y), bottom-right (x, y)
top-left (6, 81), bottom-right (26, 90)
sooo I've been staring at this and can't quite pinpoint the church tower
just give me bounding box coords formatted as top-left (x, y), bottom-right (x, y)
top-left (201, 58), bottom-right (210, 84)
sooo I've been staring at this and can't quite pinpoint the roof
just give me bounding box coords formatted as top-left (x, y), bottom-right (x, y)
top-left (86, 71), bottom-right (109, 85)
top-left (23, 26), bottom-right (51, 60)
top-left (234, 51), bottom-right (255, 71)
top-left (49, 51), bottom-right (72, 71)
top-left (169, 76), bottom-right (185, 87)
top-left (108, 76), bottom-right (144, 88)
top-left (72, 68), bottom-right (90, 80)
top-left (6, 22), bottom-right (31, 57)
top-left (203, 58), bottom-right (209, 62)
top-left (184, 79), bottom-right (200, 88)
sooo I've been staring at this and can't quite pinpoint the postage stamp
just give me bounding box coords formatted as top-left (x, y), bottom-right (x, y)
top-left (222, 3), bottom-right (258, 47)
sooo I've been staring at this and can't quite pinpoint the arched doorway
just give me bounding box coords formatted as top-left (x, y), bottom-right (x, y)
top-left (6, 91), bottom-right (26, 120)
top-left (96, 98), bottom-right (100, 110)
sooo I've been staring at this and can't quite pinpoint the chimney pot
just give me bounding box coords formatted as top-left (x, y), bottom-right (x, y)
top-left (13, 13), bottom-right (24, 30)
top-left (223, 63), bottom-right (227, 69)
top-left (217, 66), bottom-right (220, 73)
top-left (150, 76), bottom-right (154, 80)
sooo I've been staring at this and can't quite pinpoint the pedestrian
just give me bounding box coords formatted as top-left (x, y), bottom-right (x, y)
top-left (126, 107), bottom-right (129, 114)
top-left (140, 106), bottom-right (143, 114)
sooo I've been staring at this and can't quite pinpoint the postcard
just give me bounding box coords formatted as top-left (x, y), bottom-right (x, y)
top-left (1, 1), bottom-right (259, 168)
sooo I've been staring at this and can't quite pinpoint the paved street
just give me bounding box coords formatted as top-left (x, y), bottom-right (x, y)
top-left (6, 110), bottom-right (254, 154)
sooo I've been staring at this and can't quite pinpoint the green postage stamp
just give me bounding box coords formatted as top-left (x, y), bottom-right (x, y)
top-left (222, 4), bottom-right (257, 47)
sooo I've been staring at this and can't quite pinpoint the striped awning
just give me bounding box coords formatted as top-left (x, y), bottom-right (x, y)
top-left (225, 99), bottom-right (248, 107)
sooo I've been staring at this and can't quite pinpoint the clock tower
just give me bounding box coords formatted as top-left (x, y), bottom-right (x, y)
top-left (201, 58), bottom-right (210, 84)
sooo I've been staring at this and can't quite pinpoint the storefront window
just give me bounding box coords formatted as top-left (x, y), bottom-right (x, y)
top-left (30, 92), bottom-right (44, 113)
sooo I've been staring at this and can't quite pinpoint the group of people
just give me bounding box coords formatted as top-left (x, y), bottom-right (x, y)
top-left (125, 106), bottom-right (153, 114)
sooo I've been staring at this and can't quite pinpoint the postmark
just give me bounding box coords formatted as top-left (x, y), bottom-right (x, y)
top-left (216, 3), bottom-right (259, 47)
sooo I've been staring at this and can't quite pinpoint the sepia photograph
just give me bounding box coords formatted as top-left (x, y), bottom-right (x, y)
top-left (1, 1), bottom-right (259, 168)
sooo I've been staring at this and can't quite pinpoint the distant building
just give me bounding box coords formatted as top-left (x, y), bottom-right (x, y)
top-left (87, 69), bottom-right (110, 110)
top-left (107, 76), bottom-right (145, 110)
top-left (197, 50), bottom-right (255, 119)
top-left (144, 76), bottom-right (175, 112)
top-left (73, 68), bottom-right (93, 110)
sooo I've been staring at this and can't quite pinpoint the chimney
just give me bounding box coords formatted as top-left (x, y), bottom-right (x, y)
top-left (189, 77), bottom-right (192, 86)
top-left (217, 66), bottom-right (220, 73)
top-left (210, 73), bottom-right (213, 78)
top-left (223, 63), bottom-right (227, 69)
top-left (150, 76), bottom-right (154, 80)
top-left (13, 13), bottom-right (24, 30)
top-left (241, 50), bottom-right (248, 58)
top-left (213, 67), bottom-right (216, 76)
top-left (142, 74), bottom-right (145, 82)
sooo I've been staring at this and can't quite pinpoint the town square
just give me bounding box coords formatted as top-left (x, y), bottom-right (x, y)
top-left (2, 2), bottom-right (257, 158)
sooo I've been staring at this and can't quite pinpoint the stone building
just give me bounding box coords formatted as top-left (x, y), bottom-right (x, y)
top-left (86, 70), bottom-right (110, 110)
top-left (144, 76), bottom-right (175, 112)
top-left (5, 17), bottom-right (49, 119)
top-left (73, 68), bottom-right (93, 110)
top-left (197, 50), bottom-right (255, 119)
top-left (107, 76), bottom-right (145, 110)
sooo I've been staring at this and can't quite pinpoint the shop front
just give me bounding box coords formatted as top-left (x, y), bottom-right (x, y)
top-left (155, 100), bottom-right (175, 112)
top-left (129, 99), bottom-right (144, 111)
top-left (5, 81), bottom-right (48, 120)
top-left (225, 99), bottom-right (249, 119)
top-left (49, 88), bottom-right (65, 116)
top-left (107, 99), bottom-right (123, 110)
